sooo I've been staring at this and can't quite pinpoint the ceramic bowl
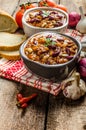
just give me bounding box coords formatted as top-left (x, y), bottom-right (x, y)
top-left (22, 7), bottom-right (68, 37)
top-left (20, 32), bottom-right (82, 81)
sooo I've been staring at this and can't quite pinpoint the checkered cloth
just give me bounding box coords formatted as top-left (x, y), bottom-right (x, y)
top-left (0, 29), bottom-right (86, 95)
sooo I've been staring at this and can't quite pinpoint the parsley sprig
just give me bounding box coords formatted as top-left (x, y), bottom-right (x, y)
top-left (42, 11), bottom-right (50, 17)
top-left (44, 38), bottom-right (56, 47)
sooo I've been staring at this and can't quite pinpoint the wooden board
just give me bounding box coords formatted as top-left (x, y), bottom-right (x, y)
top-left (60, 0), bottom-right (86, 14)
top-left (0, 78), bottom-right (48, 130)
top-left (0, 0), bottom-right (48, 129)
top-left (47, 93), bottom-right (86, 130)
top-left (0, 0), bottom-right (18, 15)
top-left (46, 1), bottom-right (86, 130)
top-left (0, 0), bottom-right (86, 130)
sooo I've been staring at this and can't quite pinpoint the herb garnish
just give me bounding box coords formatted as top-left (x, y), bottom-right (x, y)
top-left (42, 11), bottom-right (50, 17)
top-left (44, 38), bottom-right (56, 46)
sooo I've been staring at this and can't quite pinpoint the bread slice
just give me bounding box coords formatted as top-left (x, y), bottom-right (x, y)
top-left (0, 9), bottom-right (18, 33)
top-left (0, 32), bottom-right (27, 51)
top-left (0, 50), bottom-right (20, 60)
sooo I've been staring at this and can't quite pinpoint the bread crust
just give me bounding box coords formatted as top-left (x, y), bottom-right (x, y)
top-left (0, 9), bottom-right (18, 32)
top-left (0, 32), bottom-right (27, 60)
top-left (0, 50), bottom-right (20, 60)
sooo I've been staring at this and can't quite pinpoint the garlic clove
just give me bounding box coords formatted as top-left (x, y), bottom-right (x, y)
top-left (79, 79), bottom-right (86, 96)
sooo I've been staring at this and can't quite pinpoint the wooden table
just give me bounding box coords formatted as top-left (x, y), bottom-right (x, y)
top-left (0, 0), bottom-right (86, 130)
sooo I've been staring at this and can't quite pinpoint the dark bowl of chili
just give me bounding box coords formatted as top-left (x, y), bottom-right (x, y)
top-left (20, 31), bottom-right (82, 81)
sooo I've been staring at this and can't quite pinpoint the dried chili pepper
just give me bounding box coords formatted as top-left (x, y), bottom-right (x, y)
top-left (21, 103), bottom-right (28, 108)
top-left (16, 93), bottom-right (37, 109)
top-left (17, 93), bottom-right (23, 101)
top-left (19, 93), bottom-right (37, 104)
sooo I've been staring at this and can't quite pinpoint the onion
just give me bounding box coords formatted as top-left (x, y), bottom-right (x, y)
top-left (68, 12), bottom-right (81, 28)
top-left (79, 58), bottom-right (86, 68)
top-left (78, 58), bottom-right (86, 79)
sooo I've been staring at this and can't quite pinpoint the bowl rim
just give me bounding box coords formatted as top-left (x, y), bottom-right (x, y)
top-left (20, 31), bottom-right (82, 68)
top-left (22, 7), bottom-right (68, 30)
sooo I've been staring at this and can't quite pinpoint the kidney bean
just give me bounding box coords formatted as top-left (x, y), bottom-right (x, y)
top-left (54, 22), bottom-right (63, 27)
top-left (52, 48), bottom-right (60, 57)
top-left (46, 35), bottom-right (52, 38)
top-left (56, 37), bottom-right (64, 41)
top-left (48, 44), bottom-right (56, 50)
top-left (66, 56), bottom-right (73, 60)
top-left (29, 18), bottom-right (40, 23)
top-left (39, 10), bottom-right (43, 15)
top-left (66, 47), bottom-right (71, 55)
top-left (56, 14), bottom-right (63, 19)
top-left (48, 15), bottom-right (54, 20)
top-left (50, 11), bottom-right (57, 14)
top-left (33, 40), bottom-right (38, 45)
top-left (28, 19), bottom-right (35, 23)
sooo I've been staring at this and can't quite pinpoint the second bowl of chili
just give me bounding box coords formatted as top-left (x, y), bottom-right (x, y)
top-left (22, 7), bottom-right (68, 37)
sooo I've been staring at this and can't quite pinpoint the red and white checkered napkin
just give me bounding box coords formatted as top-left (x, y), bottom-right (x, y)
top-left (0, 58), bottom-right (61, 95)
top-left (0, 29), bottom-right (85, 96)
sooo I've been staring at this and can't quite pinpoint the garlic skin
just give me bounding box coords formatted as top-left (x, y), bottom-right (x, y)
top-left (76, 17), bottom-right (86, 33)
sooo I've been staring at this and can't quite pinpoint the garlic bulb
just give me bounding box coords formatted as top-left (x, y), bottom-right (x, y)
top-left (62, 72), bottom-right (86, 100)
top-left (76, 17), bottom-right (86, 33)
top-left (76, 6), bottom-right (86, 33)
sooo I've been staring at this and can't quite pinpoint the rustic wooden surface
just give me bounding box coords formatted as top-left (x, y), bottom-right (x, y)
top-left (0, 0), bottom-right (86, 130)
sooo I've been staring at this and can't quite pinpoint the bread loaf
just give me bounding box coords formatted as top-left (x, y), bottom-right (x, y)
top-left (0, 32), bottom-right (27, 51)
top-left (0, 32), bottom-right (27, 60)
top-left (0, 9), bottom-right (18, 33)
top-left (0, 50), bottom-right (20, 60)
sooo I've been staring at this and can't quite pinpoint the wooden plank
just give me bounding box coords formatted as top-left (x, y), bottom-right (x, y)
top-left (60, 0), bottom-right (80, 13)
top-left (46, 1), bottom-right (86, 130)
top-left (0, 78), bottom-right (48, 130)
top-left (0, 0), bottom-right (86, 130)
top-left (0, 0), bottom-right (19, 15)
top-left (60, 0), bottom-right (86, 13)
top-left (0, 0), bottom-right (48, 129)
top-left (46, 94), bottom-right (86, 130)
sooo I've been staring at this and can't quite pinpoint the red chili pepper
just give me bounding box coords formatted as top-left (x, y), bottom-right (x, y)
top-left (19, 93), bottom-right (37, 104)
top-left (17, 93), bottom-right (23, 101)
top-left (21, 103), bottom-right (28, 108)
